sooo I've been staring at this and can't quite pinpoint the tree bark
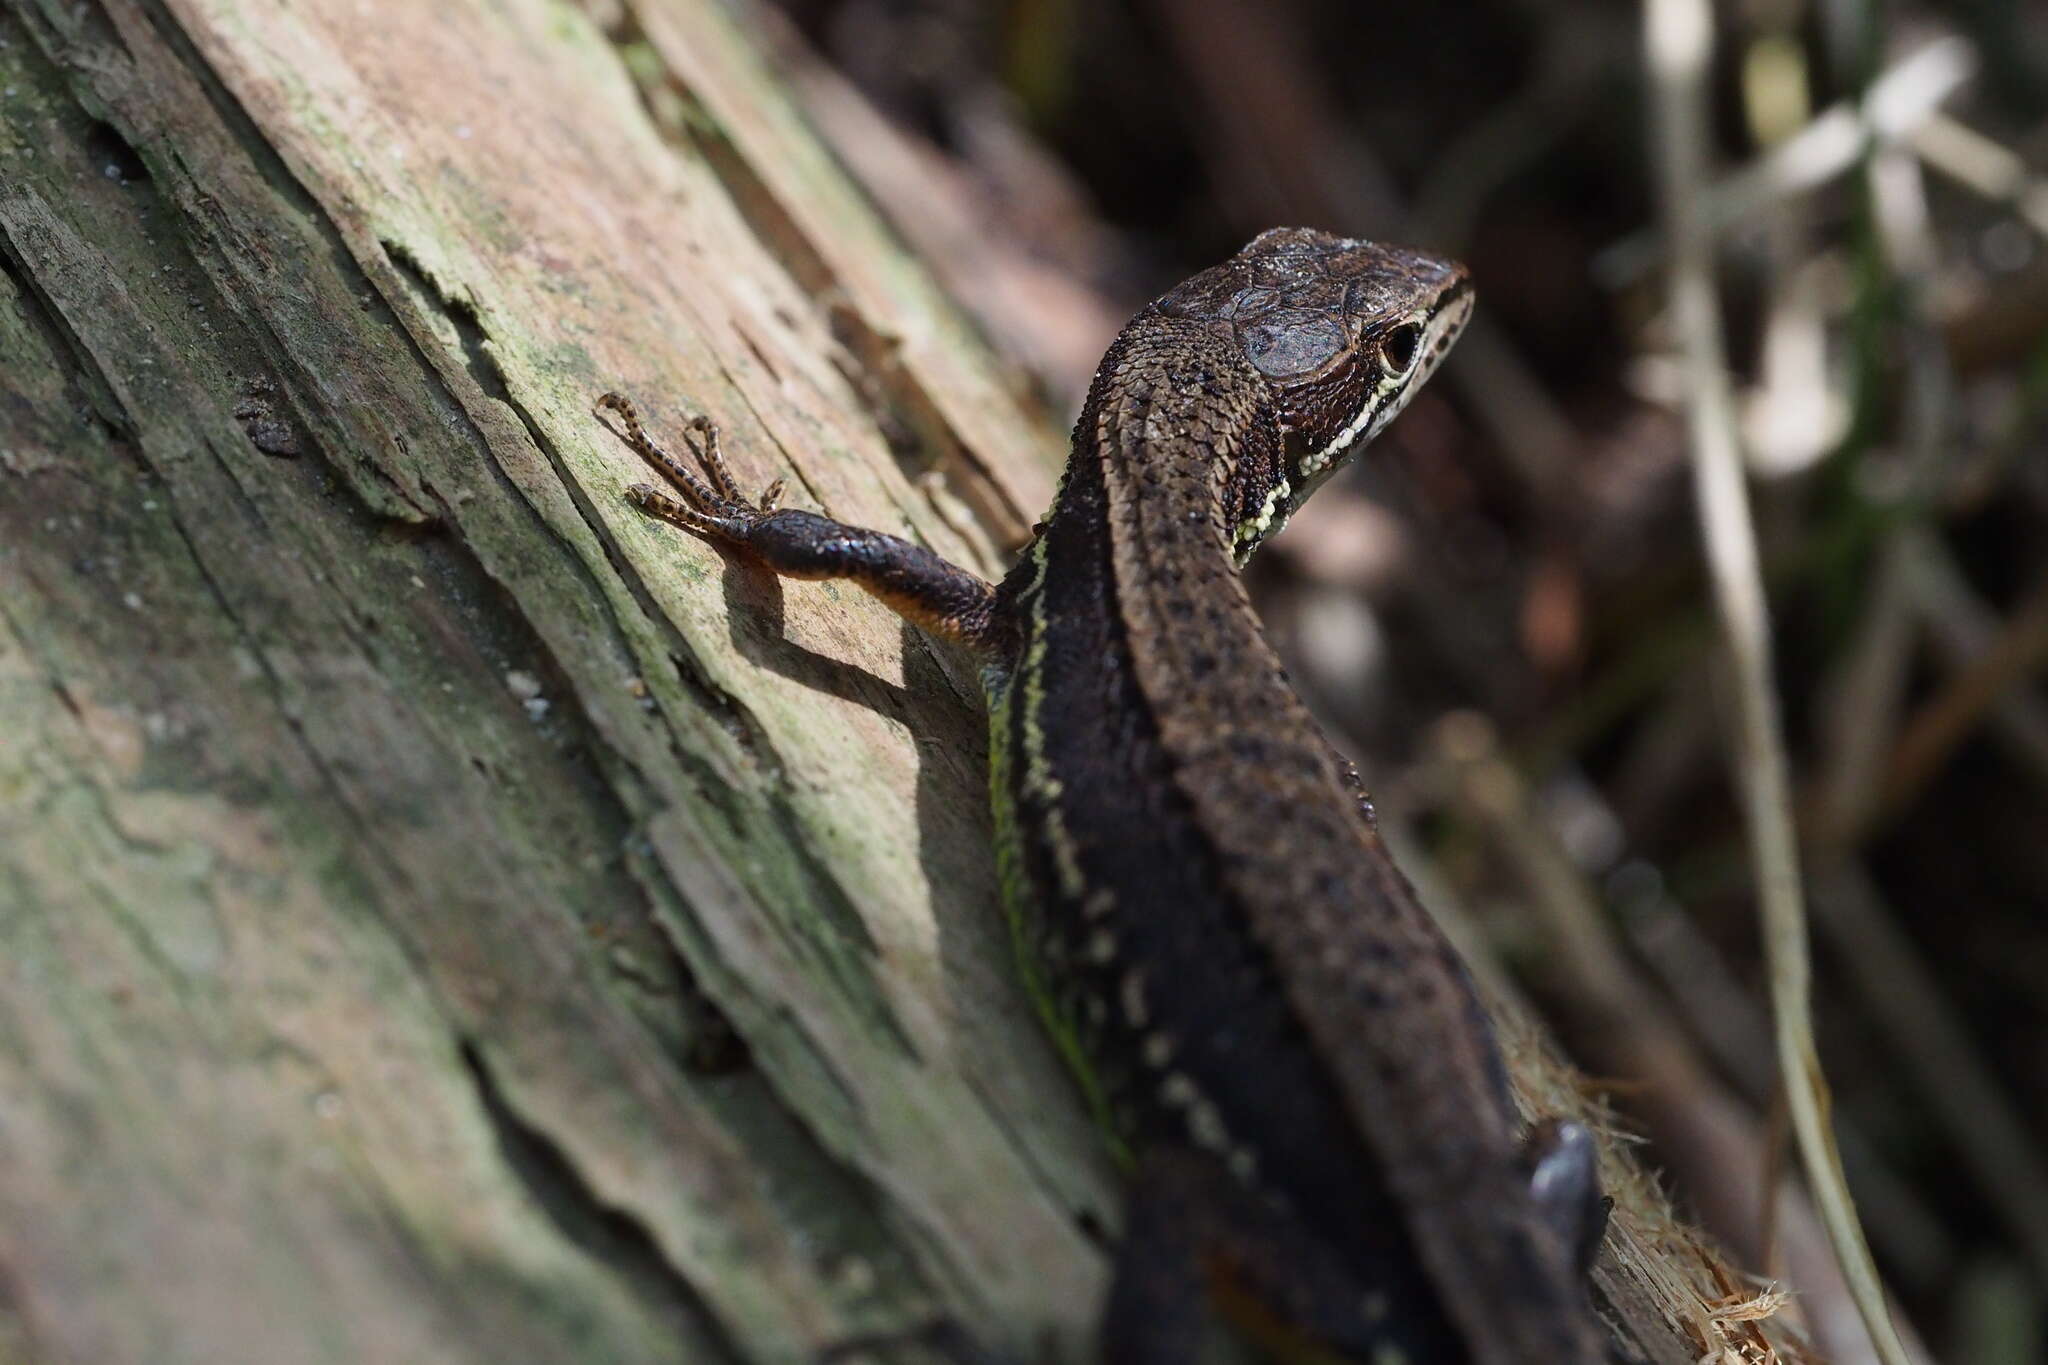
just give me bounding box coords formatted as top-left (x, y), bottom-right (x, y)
top-left (0, 2), bottom-right (1772, 1363)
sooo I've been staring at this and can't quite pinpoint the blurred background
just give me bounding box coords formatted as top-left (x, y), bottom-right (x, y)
top-left (750, 1), bottom-right (2048, 1360)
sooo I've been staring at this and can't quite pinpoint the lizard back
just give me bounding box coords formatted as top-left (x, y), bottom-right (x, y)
top-left (987, 230), bottom-right (1608, 1364)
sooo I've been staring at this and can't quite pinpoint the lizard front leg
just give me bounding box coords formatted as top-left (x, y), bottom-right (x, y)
top-left (596, 393), bottom-right (1015, 663)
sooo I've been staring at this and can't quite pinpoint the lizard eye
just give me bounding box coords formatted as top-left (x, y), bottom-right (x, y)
top-left (1381, 321), bottom-right (1425, 377)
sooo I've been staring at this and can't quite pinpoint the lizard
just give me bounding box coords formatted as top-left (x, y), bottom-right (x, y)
top-left (596, 227), bottom-right (1612, 1363)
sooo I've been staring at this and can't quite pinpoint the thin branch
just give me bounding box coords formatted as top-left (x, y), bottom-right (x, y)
top-left (1642, 3), bottom-right (1913, 1364)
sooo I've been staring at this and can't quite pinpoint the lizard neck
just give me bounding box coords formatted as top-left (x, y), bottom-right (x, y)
top-left (1069, 310), bottom-right (1608, 1365)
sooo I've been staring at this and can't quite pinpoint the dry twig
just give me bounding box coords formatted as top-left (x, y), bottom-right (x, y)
top-left (1643, 2), bottom-right (1914, 1361)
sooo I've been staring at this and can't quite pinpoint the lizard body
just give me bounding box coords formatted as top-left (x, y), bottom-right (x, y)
top-left (600, 228), bottom-right (1609, 1363)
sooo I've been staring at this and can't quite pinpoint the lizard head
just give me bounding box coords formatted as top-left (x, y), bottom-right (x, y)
top-left (1156, 227), bottom-right (1474, 561)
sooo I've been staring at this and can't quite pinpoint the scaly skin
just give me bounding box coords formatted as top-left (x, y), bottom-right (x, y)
top-left (600, 228), bottom-right (1609, 1363)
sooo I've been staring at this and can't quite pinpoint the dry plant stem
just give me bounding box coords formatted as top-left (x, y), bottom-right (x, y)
top-left (1812, 547), bottom-right (1918, 844)
top-left (1904, 528), bottom-right (2048, 780)
top-left (1799, 136), bottom-right (2048, 1282)
top-left (1815, 141), bottom-right (1950, 846)
top-left (1379, 791), bottom-right (1817, 1365)
top-left (1867, 145), bottom-right (1952, 495)
top-left (1643, 2), bottom-right (1912, 1364)
top-left (1435, 731), bottom-right (1858, 1363)
top-left (1879, 570), bottom-right (2048, 824)
top-left (1911, 113), bottom-right (2048, 241)
top-left (1620, 872), bottom-right (1956, 1293)
top-left (1806, 149), bottom-right (1930, 847)
top-left (1813, 863), bottom-right (2048, 1292)
top-left (1600, 35), bottom-right (1976, 285)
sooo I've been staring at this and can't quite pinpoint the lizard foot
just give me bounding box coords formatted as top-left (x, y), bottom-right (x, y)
top-left (595, 392), bottom-right (785, 541)
top-left (595, 390), bottom-right (1010, 656)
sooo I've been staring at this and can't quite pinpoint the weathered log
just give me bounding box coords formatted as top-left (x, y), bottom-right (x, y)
top-left (0, 3), bottom-right (1770, 1362)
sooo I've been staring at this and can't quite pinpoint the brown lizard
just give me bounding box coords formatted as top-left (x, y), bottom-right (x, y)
top-left (599, 227), bottom-right (1611, 1362)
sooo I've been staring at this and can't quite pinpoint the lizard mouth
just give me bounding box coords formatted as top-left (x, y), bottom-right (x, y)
top-left (1301, 285), bottom-right (1471, 479)
top-left (1261, 286), bottom-right (1474, 536)
top-left (1232, 284), bottom-right (1474, 562)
